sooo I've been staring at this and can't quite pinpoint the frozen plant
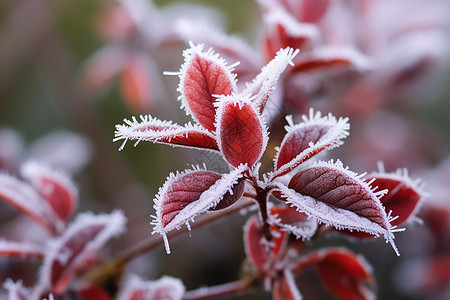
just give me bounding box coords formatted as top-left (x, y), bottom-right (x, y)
top-left (115, 43), bottom-right (425, 298)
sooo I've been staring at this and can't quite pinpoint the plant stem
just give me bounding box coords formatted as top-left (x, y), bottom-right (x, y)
top-left (182, 278), bottom-right (256, 300)
top-left (87, 198), bottom-right (255, 287)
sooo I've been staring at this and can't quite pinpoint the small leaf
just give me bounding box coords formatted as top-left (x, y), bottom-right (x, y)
top-left (21, 161), bottom-right (78, 224)
top-left (0, 240), bottom-right (44, 260)
top-left (269, 205), bottom-right (318, 240)
top-left (243, 47), bottom-right (299, 114)
top-left (114, 115), bottom-right (219, 151)
top-left (152, 165), bottom-right (246, 254)
top-left (315, 248), bottom-right (374, 300)
top-left (367, 168), bottom-right (425, 226)
top-left (290, 47), bottom-right (372, 73)
top-left (243, 217), bottom-right (269, 274)
top-left (273, 109), bottom-right (349, 178)
top-left (273, 269), bottom-right (303, 300)
top-left (243, 216), bottom-right (288, 275)
top-left (275, 160), bottom-right (398, 254)
top-left (34, 211), bottom-right (126, 296)
top-left (175, 43), bottom-right (237, 132)
top-left (216, 95), bottom-right (268, 168)
top-left (0, 174), bottom-right (61, 235)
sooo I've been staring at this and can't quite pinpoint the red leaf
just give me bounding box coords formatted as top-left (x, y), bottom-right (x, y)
top-left (216, 95), bottom-right (267, 168)
top-left (0, 174), bottom-right (60, 235)
top-left (21, 162), bottom-right (77, 223)
top-left (264, 10), bottom-right (318, 59)
top-left (0, 240), bottom-right (44, 260)
top-left (367, 168), bottom-right (425, 226)
top-left (315, 248), bottom-right (375, 300)
top-left (243, 217), bottom-right (269, 274)
top-left (273, 109), bottom-right (349, 178)
top-left (114, 115), bottom-right (219, 151)
top-left (291, 47), bottom-right (371, 73)
top-left (273, 270), bottom-right (302, 300)
top-left (275, 160), bottom-right (398, 254)
top-left (120, 54), bottom-right (153, 112)
top-left (269, 205), bottom-right (318, 239)
top-left (152, 166), bottom-right (246, 253)
top-left (177, 43), bottom-right (237, 132)
top-left (35, 211), bottom-right (126, 296)
top-left (243, 217), bottom-right (288, 275)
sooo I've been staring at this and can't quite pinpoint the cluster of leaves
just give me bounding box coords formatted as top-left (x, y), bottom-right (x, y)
top-left (115, 42), bottom-right (426, 299)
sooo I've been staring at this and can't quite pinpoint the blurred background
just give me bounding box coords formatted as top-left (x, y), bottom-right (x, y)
top-left (0, 0), bottom-right (449, 299)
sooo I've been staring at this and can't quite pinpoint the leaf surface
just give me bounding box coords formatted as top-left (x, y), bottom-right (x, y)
top-left (273, 109), bottom-right (349, 178)
top-left (177, 43), bottom-right (237, 131)
top-left (115, 115), bottom-right (218, 151)
top-left (216, 95), bottom-right (267, 168)
top-left (152, 165), bottom-right (246, 253)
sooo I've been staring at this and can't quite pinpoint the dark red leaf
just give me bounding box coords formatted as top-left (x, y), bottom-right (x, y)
top-left (152, 166), bottom-right (245, 253)
top-left (273, 109), bottom-right (349, 177)
top-left (115, 116), bottom-right (219, 151)
top-left (209, 178), bottom-right (245, 211)
top-left (35, 211), bottom-right (126, 295)
top-left (216, 96), bottom-right (267, 168)
top-left (367, 170), bottom-right (424, 226)
top-left (275, 160), bottom-right (398, 254)
top-left (315, 248), bottom-right (375, 300)
top-left (22, 162), bottom-right (77, 223)
top-left (178, 43), bottom-right (237, 132)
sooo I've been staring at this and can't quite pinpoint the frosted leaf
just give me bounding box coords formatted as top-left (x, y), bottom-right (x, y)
top-left (152, 165), bottom-right (246, 254)
top-left (243, 216), bottom-right (288, 276)
top-left (243, 47), bottom-right (299, 114)
top-left (273, 269), bottom-right (303, 300)
top-left (366, 167), bottom-right (426, 226)
top-left (21, 161), bottom-right (78, 224)
top-left (263, 8), bottom-right (319, 59)
top-left (273, 109), bottom-right (350, 178)
top-left (114, 115), bottom-right (218, 151)
top-left (34, 211), bottom-right (126, 296)
top-left (0, 239), bottom-right (44, 260)
top-left (170, 42), bottom-right (238, 132)
top-left (259, 0), bottom-right (331, 24)
top-left (290, 46), bottom-right (372, 73)
top-left (0, 174), bottom-right (61, 235)
top-left (147, 276), bottom-right (185, 300)
top-left (309, 248), bottom-right (374, 300)
top-left (275, 160), bottom-right (398, 254)
top-left (3, 279), bottom-right (29, 300)
top-left (269, 206), bottom-right (318, 240)
top-left (215, 95), bottom-right (268, 168)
